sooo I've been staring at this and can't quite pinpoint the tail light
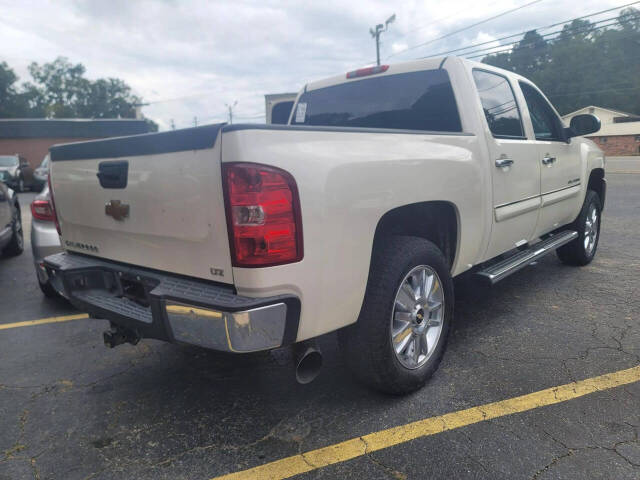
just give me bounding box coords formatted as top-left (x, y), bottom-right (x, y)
top-left (31, 200), bottom-right (54, 221)
top-left (223, 163), bottom-right (303, 267)
top-left (47, 174), bottom-right (61, 235)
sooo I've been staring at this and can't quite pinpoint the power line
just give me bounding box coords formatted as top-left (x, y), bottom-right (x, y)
top-left (387, 0), bottom-right (544, 59)
top-left (403, 0), bottom-right (504, 36)
top-left (547, 86), bottom-right (640, 98)
top-left (420, 0), bottom-right (640, 59)
top-left (464, 15), bottom-right (636, 59)
top-left (459, 14), bottom-right (629, 58)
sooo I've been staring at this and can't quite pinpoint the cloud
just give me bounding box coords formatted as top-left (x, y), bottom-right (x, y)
top-left (0, 0), bottom-right (626, 129)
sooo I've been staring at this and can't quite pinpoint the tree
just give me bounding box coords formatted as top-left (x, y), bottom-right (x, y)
top-left (0, 62), bottom-right (30, 117)
top-left (22, 57), bottom-right (142, 119)
top-left (482, 10), bottom-right (640, 115)
top-left (0, 56), bottom-right (147, 120)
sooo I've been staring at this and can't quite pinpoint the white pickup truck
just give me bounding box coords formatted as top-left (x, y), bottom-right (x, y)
top-left (45, 56), bottom-right (605, 394)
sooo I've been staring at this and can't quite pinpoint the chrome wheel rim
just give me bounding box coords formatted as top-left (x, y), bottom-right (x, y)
top-left (584, 204), bottom-right (598, 256)
top-left (391, 265), bottom-right (444, 370)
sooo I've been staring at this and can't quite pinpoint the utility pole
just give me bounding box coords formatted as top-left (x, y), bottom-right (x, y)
top-left (170, 119), bottom-right (175, 130)
top-left (193, 116), bottom-right (198, 127)
top-left (370, 14), bottom-right (396, 66)
top-left (225, 100), bottom-right (238, 124)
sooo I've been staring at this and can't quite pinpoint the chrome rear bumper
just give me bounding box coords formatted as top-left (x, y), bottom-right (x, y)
top-left (44, 252), bottom-right (300, 353)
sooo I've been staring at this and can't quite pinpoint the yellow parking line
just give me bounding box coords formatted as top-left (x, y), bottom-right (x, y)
top-left (212, 365), bottom-right (640, 480)
top-left (0, 313), bottom-right (89, 330)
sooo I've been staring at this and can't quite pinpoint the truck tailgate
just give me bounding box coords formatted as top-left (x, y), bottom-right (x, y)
top-left (49, 124), bottom-right (234, 284)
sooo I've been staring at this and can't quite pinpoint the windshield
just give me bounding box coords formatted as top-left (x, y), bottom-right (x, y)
top-left (0, 156), bottom-right (19, 167)
top-left (291, 69), bottom-right (462, 132)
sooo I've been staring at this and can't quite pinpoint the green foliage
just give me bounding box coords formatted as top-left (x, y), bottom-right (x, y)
top-left (0, 62), bottom-right (31, 117)
top-left (0, 57), bottom-right (145, 120)
top-left (483, 8), bottom-right (640, 115)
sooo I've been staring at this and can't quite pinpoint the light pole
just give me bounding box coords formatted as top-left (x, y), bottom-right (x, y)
top-left (225, 100), bottom-right (238, 124)
top-left (370, 14), bottom-right (396, 66)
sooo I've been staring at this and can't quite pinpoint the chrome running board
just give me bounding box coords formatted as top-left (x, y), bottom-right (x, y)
top-left (476, 230), bottom-right (578, 284)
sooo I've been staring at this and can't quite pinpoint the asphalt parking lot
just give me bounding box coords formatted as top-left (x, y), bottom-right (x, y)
top-left (1, 165), bottom-right (639, 480)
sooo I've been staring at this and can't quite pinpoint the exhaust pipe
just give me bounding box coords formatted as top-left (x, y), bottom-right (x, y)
top-left (293, 341), bottom-right (323, 384)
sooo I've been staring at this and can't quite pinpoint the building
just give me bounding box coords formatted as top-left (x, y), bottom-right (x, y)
top-left (561, 106), bottom-right (640, 156)
top-left (265, 93), bottom-right (297, 125)
top-left (0, 119), bottom-right (153, 169)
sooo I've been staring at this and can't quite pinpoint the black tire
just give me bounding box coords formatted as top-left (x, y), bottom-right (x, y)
top-left (38, 278), bottom-right (58, 298)
top-left (556, 190), bottom-right (601, 266)
top-left (339, 236), bottom-right (454, 395)
top-left (3, 206), bottom-right (24, 257)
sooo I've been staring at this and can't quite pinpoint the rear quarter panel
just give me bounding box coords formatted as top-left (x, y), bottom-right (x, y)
top-left (222, 127), bottom-right (488, 340)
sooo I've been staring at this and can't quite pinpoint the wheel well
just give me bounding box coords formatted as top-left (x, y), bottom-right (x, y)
top-left (372, 202), bottom-right (458, 268)
top-left (587, 168), bottom-right (605, 209)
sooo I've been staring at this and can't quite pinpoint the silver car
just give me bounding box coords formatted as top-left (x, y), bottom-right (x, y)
top-left (30, 184), bottom-right (62, 297)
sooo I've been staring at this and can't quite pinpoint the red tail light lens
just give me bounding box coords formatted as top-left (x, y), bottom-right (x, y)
top-left (47, 174), bottom-right (61, 234)
top-left (31, 200), bottom-right (54, 221)
top-left (223, 163), bottom-right (303, 267)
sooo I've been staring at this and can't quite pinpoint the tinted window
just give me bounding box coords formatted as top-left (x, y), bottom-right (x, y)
top-left (472, 70), bottom-right (524, 138)
top-left (519, 82), bottom-right (564, 141)
top-left (271, 101), bottom-right (294, 125)
top-left (291, 69), bottom-right (462, 132)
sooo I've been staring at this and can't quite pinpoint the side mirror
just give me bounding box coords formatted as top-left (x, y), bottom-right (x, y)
top-left (568, 114), bottom-right (601, 138)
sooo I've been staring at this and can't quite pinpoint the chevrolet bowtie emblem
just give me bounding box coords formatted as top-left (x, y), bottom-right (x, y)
top-left (105, 200), bottom-right (130, 221)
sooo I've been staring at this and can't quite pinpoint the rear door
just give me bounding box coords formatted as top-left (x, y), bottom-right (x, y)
top-left (518, 81), bottom-right (582, 235)
top-left (472, 69), bottom-right (541, 260)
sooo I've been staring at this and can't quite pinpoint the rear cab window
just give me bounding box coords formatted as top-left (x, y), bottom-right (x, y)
top-left (472, 69), bottom-right (525, 139)
top-left (291, 69), bottom-right (462, 133)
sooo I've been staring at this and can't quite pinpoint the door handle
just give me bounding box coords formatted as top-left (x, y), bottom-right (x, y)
top-left (495, 157), bottom-right (514, 168)
top-left (542, 155), bottom-right (556, 165)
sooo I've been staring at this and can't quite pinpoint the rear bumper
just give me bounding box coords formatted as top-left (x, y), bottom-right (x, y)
top-left (44, 252), bottom-right (300, 352)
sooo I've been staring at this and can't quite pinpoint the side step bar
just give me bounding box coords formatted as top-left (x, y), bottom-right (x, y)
top-left (476, 230), bottom-right (578, 284)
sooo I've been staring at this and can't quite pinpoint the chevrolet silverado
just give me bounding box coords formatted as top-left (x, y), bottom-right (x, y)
top-left (45, 56), bottom-right (605, 394)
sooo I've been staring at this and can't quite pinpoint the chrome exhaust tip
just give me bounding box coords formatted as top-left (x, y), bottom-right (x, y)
top-left (294, 341), bottom-right (323, 384)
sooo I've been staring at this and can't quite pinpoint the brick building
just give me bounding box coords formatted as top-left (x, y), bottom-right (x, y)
top-left (562, 106), bottom-right (640, 156)
top-left (0, 119), bottom-right (153, 169)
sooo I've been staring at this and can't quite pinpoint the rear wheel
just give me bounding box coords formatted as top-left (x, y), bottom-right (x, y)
top-left (557, 190), bottom-right (601, 266)
top-left (340, 236), bottom-right (454, 395)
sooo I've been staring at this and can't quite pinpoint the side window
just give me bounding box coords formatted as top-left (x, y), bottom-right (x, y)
top-left (519, 82), bottom-right (564, 141)
top-left (472, 70), bottom-right (524, 139)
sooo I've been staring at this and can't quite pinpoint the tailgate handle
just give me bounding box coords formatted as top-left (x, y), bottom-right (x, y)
top-left (97, 161), bottom-right (128, 189)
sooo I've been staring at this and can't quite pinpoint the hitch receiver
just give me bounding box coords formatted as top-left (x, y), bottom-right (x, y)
top-left (103, 323), bottom-right (141, 348)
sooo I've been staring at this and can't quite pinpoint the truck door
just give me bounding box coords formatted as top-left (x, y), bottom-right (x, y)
top-left (518, 81), bottom-right (583, 236)
top-left (472, 69), bottom-right (541, 260)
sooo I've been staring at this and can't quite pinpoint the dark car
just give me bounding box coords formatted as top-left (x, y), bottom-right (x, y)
top-left (0, 180), bottom-right (24, 257)
top-left (0, 155), bottom-right (35, 192)
top-left (32, 154), bottom-right (50, 192)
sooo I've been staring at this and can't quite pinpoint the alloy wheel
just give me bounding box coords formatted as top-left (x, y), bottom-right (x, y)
top-left (391, 265), bottom-right (445, 370)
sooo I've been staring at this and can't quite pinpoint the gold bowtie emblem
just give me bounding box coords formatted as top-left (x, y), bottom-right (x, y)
top-left (105, 200), bottom-right (129, 221)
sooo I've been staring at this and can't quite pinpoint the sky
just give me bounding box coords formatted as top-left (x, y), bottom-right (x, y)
top-left (0, 0), bottom-right (628, 130)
